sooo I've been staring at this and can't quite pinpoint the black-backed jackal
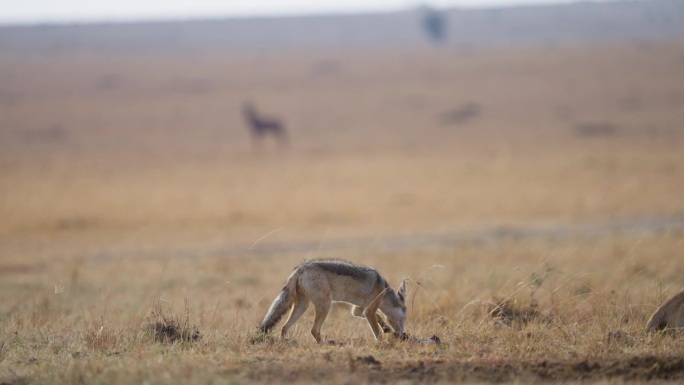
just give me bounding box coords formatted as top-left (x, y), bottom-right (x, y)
top-left (259, 259), bottom-right (407, 343)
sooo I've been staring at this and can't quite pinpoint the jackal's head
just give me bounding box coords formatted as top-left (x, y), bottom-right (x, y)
top-left (380, 278), bottom-right (407, 334)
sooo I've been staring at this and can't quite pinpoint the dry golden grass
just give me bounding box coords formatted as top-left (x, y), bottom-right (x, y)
top-left (1, 234), bottom-right (683, 383)
top-left (1, 39), bottom-right (684, 383)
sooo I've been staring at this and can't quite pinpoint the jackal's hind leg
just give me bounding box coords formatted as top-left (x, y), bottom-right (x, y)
top-left (281, 297), bottom-right (309, 339)
top-left (311, 300), bottom-right (331, 343)
top-left (351, 305), bottom-right (364, 318)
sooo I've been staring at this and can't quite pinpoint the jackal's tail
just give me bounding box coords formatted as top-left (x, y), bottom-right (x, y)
top-left (259, 271), bottom-right (298, 334)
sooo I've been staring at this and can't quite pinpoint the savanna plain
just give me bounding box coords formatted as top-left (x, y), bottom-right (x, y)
top-left (1, 39), bottom-right (684, 384)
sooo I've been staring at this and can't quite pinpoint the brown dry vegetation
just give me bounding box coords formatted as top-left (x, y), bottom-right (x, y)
top-left (1, 39), bottom-right (684, 384)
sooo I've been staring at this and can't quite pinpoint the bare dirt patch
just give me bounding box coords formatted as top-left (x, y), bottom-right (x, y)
top-left (220, 356), bottom-right (684, 383)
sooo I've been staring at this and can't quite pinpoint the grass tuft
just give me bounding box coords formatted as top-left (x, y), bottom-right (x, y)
top-left (145, 299), bottom-right (200, 343)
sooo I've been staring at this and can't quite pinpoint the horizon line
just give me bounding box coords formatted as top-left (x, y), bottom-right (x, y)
top-left (0, 0), bottom-right (619, 28)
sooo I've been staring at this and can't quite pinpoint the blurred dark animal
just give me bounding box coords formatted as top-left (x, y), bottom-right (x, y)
top-left (243, 102), bottom-right (288, 150)
top-left (439, 103), bottom-right (481, 126)
top-left (422, 8), bottom-right (447, 43)
top-left (575, 122), bottom-right (616, 138)
top-left (646, 289), bottom-right (684, 333)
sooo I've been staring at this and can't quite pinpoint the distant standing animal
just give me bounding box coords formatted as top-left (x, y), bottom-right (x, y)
top-left (645, 289), bottom-right (684, 333)
top-left (242, 102), bottom-right (288, 149)
top-left (259, 259), bottom-right (407, 343)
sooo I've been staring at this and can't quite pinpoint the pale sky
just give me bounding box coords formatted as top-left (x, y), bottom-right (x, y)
top-left (0, 0), bottom-right (614, 25)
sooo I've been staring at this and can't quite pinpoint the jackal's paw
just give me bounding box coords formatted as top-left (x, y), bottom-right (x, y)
top-left (325, 339), bottom-right (345, 346)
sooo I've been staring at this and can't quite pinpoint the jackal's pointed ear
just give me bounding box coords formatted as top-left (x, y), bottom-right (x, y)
top-left (397, 278), bottom-right (407, 300)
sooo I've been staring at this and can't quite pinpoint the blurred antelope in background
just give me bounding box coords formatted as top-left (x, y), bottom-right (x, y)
top-left (242, 102), bottom-right (288, 150)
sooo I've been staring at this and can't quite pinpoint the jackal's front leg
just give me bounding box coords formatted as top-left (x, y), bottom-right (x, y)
top-left (352, 305), bottom-right (391, 334)
top-left (376, 316), bottom-right (392, 333)
top-left (362, 305), bottom-right (383, 342)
